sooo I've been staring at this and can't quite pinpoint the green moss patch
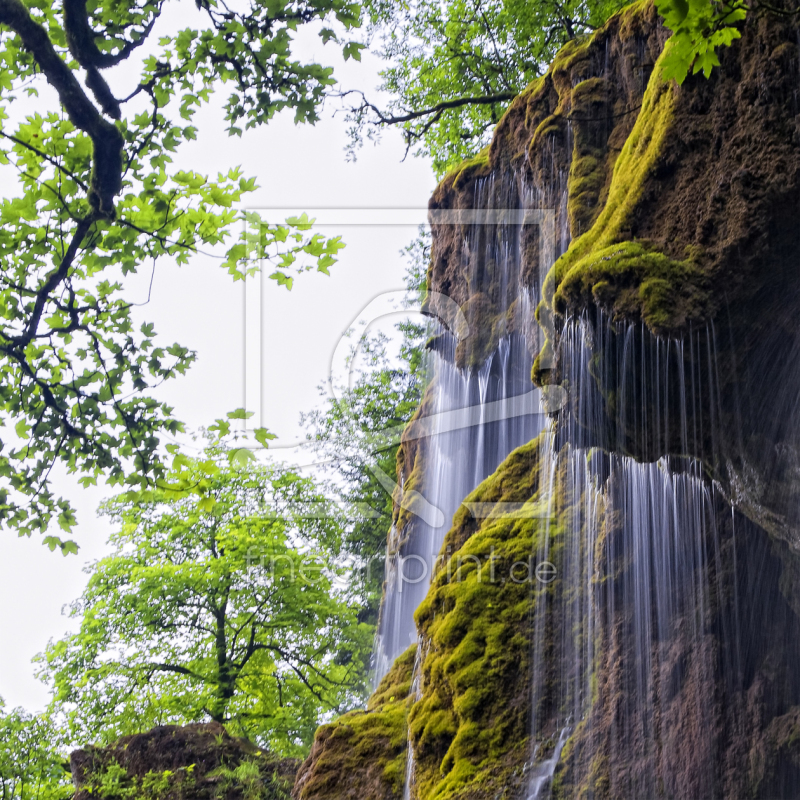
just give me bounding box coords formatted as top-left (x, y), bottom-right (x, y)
top-left (535, 31), bottom-right (716, 352)
top-left (554, 240), bottom-right (707, 331)
top-left (546, 37), bottom-right (678, 308)
top-left (445, 146), bottom-right (491, 190)
top-left (405, 437), bottom-right (553, 800)
top-left (294, 646), bottom-right (416, 800)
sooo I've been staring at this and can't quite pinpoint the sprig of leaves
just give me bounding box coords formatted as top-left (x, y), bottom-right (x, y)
top-left (657, 0), bottom-right (749, 83)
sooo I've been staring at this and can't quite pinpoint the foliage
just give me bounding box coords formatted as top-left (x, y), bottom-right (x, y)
top-left (79, 759), bottom-right (196, 799)
top-left (39, 446), bottom-right (373, 757)
top-left (345, 0), bottom-right (629, 174)
top-left (300, 230), bottom-right (429, 626)
top-left (0, 703), bottom-right (71, 800)
top-left (210, 758), bottom-right (291, 800)
top-left (0, 0), bottom-right (357, 545)
top-left (656, 0), bottom-right (748, 83)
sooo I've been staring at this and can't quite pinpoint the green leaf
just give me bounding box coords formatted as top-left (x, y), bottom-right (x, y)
top-left (254, 427), bottom-right (277, 447)
top-left (228, 447), bottom-right (256, 467)
top-left (343, 41), bottom-right (367, 61)
top-left (227, 409), bottom-right (254, 420)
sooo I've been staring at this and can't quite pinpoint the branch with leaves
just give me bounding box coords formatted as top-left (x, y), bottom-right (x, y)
top-left (342, 0), bottom-right (629, 175)
top-left (657, 0), bottom-right (749, 83)
top-left (0, 0), bottom-right (361, 543)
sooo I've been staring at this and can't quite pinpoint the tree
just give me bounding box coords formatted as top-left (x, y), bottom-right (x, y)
top-left (0, 703), bottom-right (71, 800)
top-left (343, 0), bottom-right (629, 174)
top-left (0, 0), bottom-right (358, 545)
top-left (301, 230), bottom-right (428, 624)
top-left (39, 446), bottom-right (373, 756)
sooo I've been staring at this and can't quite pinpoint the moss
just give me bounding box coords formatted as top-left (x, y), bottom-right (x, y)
top-left (403, 437), bottom-right (554, 800)
top-left (397, 434), bottom-right (613, 800)
top-left (301, 435), bottom-right (602, 800)
top-left (294, 646), bottom-right (416, 800)
top-left (530, 114), bottom-right (564, 150)
top-left (553, 240), bottom-right (706, 332)
top-left (539, 35), bottom-right (698, 343)
top-left (446, 146), bottom-right (492, 190)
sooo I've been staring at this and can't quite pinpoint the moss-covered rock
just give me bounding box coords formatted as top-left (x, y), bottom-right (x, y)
top-left (70, 723), bottom-right (297, 800)
top-left (407, 438), bottom-right (546, 799)
top-left (292, 647), bottom-right (416, 800)
top-left (425, 0), bottom-right (667, 373)
top-left (299, 2), bottom-right (800, 798)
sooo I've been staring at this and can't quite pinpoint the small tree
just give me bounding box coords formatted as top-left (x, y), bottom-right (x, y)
top-left (0, 703), bottom-right (71, 800)
top-left (40, 447), bottom-right (372, 756)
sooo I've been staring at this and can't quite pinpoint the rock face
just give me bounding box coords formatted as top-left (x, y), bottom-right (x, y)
top-left (70, 722), bottom-right (298, 799)
top-left (293, 647), bottom-right (415, 800)
top-left (299, 2), bottom-right (800, 799)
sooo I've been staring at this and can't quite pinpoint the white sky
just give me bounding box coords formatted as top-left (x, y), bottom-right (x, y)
top-left (0, 24), bottom-right (435, 713)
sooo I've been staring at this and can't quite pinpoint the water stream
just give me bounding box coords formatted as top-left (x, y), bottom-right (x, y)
top-left (380, 166), bottom-right (776, 797)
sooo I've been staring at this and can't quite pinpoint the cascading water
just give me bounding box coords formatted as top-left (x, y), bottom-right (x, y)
top-left (376, 158), bottom-right (800, 798)
top-left (402, 637), bottom-right (427, 800)
top-left (375, 333), bottom-right (541, 679)
top-left (375, 172), bottom-right (570, 800)
top-left (374, 173), bottom-right (567, 683)
top-left (522, 313), bottom-right (800, 797)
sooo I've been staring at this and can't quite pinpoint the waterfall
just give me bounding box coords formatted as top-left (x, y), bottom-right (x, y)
top-left (374, 173), bottom-right (568, 683)
top-left (522, 312), bottom-right (800, 797)
top-left (402, 638), bottom-right (426, 800)
top-left (372, 164), bottom-right (795, 796)
top-left (375, 333), bottom-right (542, 679)
top-left (376, 172), bottom-right (571, 800)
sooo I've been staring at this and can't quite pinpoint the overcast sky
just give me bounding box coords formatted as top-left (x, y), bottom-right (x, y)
top-left (0, 24), bottom-right (436, 713)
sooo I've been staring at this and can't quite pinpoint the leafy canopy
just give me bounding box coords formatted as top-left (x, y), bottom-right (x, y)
top-left (345, 0), bottom-right (629, 174)
top-left (39, 446), bottom-right (373, 756)
top-left (0, 0), bottom-right (356, 545)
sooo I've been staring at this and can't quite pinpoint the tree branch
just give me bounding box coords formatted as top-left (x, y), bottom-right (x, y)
top-left (0, 129), bottom-right (89, 191)
top-left (342, 88), bottom-right (517, 126)
top-left (0, 0), bottom-right (124, 214)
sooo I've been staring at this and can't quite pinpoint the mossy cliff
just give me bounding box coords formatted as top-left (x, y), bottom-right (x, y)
top-left (406, 438), bottom-right (546, 800)
top-left (297, 1), bottom-right (800, 798)
top-left (426, 0), bottom-right (667, 373)
top-left (531, 4), bottom-right (800, 550)
top-left (302, 441), bottom-right (800, 799)
top-left (293, 647), bottom-right (416, 800)
top-left (431, 0), bottom-right (800, 549)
